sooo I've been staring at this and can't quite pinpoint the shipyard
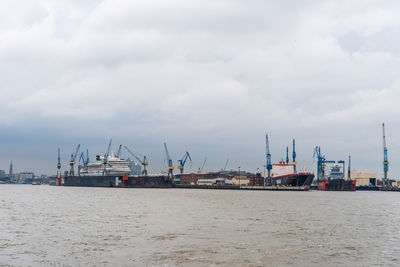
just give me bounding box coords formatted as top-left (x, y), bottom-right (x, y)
top-left (2, 1), bottom-right (400, 266)
top-left (1, 123), bottom-right (397, 192)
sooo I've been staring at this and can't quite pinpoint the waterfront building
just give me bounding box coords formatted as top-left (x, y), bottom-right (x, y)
top-left (345, 171), bottom-right (377, 186)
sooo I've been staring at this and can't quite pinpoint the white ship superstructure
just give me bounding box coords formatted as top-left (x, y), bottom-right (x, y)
top-left (80, 155), bottom-right (131, 176)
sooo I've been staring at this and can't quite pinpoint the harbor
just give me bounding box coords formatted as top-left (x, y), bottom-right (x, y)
top-left (2, 123), bottom-right (400, 192)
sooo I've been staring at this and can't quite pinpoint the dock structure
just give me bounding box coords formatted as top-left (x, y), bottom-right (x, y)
top-left (174, 184), bottom-right (309, 191)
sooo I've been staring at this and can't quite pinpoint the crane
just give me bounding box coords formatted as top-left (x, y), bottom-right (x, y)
top-left (292, 139), bottom-right (297, 174)
top-left (337, 160), bottom-right (345, 179)
top-left (383, 123), bottom-right (389, 186)
top-left (286, 146), bottom-right (289, 164)
top-left (348, 155), bottom-right (351, 181)
top-left (178, 151), bottom-right (192, 174)
top-left (57, 148), bottom-right (61, 178)
top-left (79, 149), bottom-right (90, 167)
top-left (116, 145), bottom-right (122, 158)
top-left (220, 158), bottom-right (229, 175)
top-left (163, 142), bottom-right (174, 179)
top-left (124, 146), bottom-right (148, 176)
top-left (103, 139), bottom-right (112, 175)
top-left (198, 157), bottom-right (207, 174)
top-left (69, 144), bottom-right (80, 176)
top-left (313, 146), bottom-right (335, 183)
top-left (266, 134), bottom-right (272, 186)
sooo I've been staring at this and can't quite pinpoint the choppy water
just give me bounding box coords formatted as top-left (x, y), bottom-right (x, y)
top-left (0, 185), bottom-right (399, 266)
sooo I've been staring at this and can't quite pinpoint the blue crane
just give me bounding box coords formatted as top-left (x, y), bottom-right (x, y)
top-left (178, 151), bottom-right (191, 174)
top-left (382, 123), bottom-right (389, 186)
top-left (79, 149), bottom-right (90, 167)
top-left (57, 148), bottom-right (61, 178)
top-left (292, 139), bottom-right (297, 173)
top-left (69, 144), bottom-right (80, 176)
top-left (116, 145), bottom-right (122, 158)
top-left (313, 146), bottom-right (335, 183)
top-left (124, 146), bottom-right (148, 176)
top-left (103, 139), bottom-right (112, 175)
top-left (163, 142), bottom-right (174, 179)
top-left (266, 133), bottom-right (272, 185)
top-left (286, 146), bottom-right (289, 164)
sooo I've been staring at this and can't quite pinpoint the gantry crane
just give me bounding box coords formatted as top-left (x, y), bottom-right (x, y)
top-left (178, 151), bottom-right (192, 174)
top-left (382, 123), bottom-right (389, 186)
top-left (266, 134), bottom-right (272, 185)
top-left (124, 146), bottom-right (148, 176)
top-left (163, 142), bottom-right (174, 179)
top-left (69, 144), bottom-right (80, 176)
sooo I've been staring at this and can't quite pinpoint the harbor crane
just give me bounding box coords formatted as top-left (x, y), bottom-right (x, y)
top-left (348, 155), bottom-right (351, 181)
top-left (198, 157), bottom-right (207, 174)
top-left (103, 139), bottom-right (112, 175)
top-left (313, 146), bottom-right (335, 183)
top-left (382, 123), bottom-right (389, 186)
top-left (116, 145), bottom-right (122, 158)
top-left (163, 142), bottom-right (174, 179)
top-left (266, 134), bottom-right (272, 186)
top-left (220, 158), bottom-right (229, 175)
top-left (286, 147), bottom-right (289, 164)
top-left (79, 149), bottom-right (90, 167)
top-left (124, 146), bottom-right (148, 176)
top-left (69, 144), bottom-right (80, 176)
top-left (178, 151), bottom-right (192, 174)
top-left (57, 148), bottom-right (61, 178)
top-left (292, 139), bottom-right (297, 174)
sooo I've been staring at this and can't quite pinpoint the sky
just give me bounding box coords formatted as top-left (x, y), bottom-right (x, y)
top-left (1, 0), bottom-right (400, 177)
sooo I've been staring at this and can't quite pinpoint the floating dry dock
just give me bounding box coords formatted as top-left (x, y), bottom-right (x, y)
top-left (174, 184), bottom-right (309, 191)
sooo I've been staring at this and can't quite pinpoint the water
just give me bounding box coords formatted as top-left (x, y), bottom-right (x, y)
top-left (0, 185), bottom-right (399, 266)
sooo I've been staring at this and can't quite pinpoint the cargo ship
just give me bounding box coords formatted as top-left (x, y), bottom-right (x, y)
top-left (55, 155), bottom-right (172, 188)
top-left (269, 162), bottom-right (314, 187)
top-left (317, 165), bottom-right (356, 191)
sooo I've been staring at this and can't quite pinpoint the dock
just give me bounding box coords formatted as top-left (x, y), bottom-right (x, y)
top-left (174, 184), bottom-right (309, 191)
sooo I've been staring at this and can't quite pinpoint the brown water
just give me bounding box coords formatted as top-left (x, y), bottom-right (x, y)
top-left (0, 185), bottom-right (399, 266)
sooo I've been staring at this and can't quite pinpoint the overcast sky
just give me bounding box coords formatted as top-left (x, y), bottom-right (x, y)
top-left (1, 0), bottom-right (400, 177)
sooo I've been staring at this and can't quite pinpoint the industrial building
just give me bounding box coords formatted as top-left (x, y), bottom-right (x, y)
top-left (345, 171), bottom-right (377, 186)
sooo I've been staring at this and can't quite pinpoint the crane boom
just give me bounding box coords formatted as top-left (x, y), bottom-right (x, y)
top-left (103, 139), bottom-right (112, 175)
top-left (178, 151), bottom-right (192, 174)
top-left (200, 157), bottom-right (207, 173)
top-left (124, 146), bottom-right (148, 176)
top-left (116, 145), bottom-right (122, 158)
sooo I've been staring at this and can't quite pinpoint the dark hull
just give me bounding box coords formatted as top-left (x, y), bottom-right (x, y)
top-left (62, 175), bottom-right (172, 188)
top-left (318, 179), bottom-right (356, 191)
top-left (271, 173), bottom-right (314, 187)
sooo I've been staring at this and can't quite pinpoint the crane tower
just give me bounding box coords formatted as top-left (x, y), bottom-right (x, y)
top-left (382, 123), bottom-right (389, 186)
top-left (265, 133), bottom-right (272, 186)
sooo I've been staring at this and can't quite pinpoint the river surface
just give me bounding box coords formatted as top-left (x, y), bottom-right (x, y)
top-left (0, 185), bottom-right (399, 266)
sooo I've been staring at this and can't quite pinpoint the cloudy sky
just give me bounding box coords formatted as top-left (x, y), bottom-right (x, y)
top-left (1, 0), bottom-right (400, 177)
